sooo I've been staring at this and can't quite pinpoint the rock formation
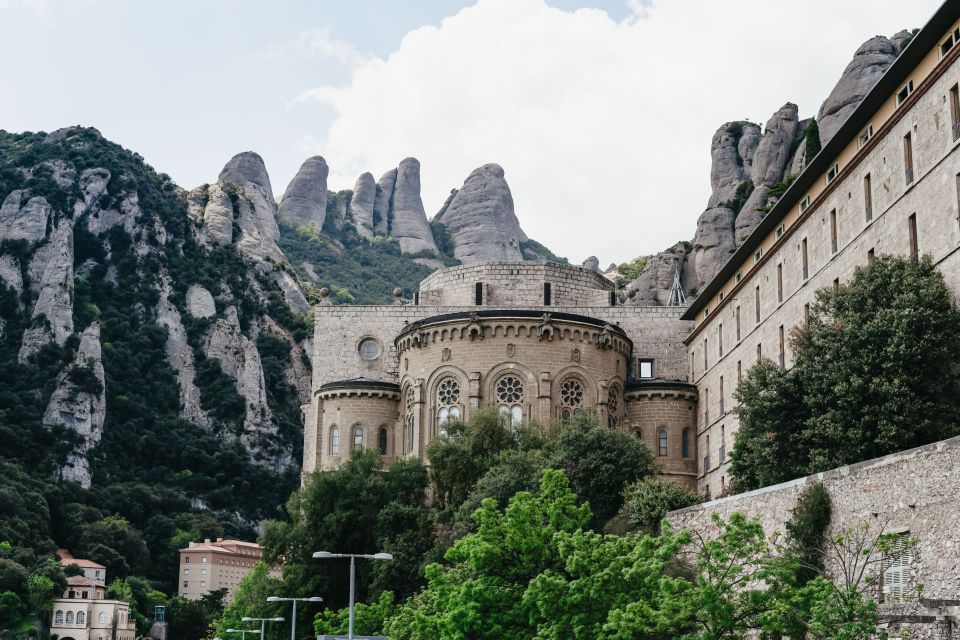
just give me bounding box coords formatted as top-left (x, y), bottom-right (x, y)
top-left (582, 256), bottom-right (601, 272)
top-left (383, 158), bottom-right (439, 255)
top-left (349, 172), bottom-right (376, 240)
top-left (373, 169), bottom-right (397, 237)
top-left (277, 156), bottom-right (329, 230)
top-left (0, 190), bottom-right (50, 244)
top-left (157, 282), bottom-right (210, 429)
top-left (42, 323), bottom-right (106, 488)
top-left (19, 220), bottom-right (74, 362)
top-left (186, 284), bottom-right (216, 319)
top-left (433, 163), bottom-right (528, 264)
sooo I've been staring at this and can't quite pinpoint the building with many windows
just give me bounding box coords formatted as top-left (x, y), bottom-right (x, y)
top-left (177, 538), bottom-right (278, 602)
top-left (304, 261), bottom-right (699, 488)
top-left (50, 552), bottom-right (136, 640)
top-left (682, 1), bottom-right (960, 499)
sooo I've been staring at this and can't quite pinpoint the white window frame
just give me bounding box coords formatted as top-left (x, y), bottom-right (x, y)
top-left (776, 223), bottom-right (785, 239)
top-left (826, 163), bottom-right (839, 184)
top-left (858, 124), bottom-right (874, 148)
top-left (896, 79), bottom-right (914, 106)
top-left (799, 195), bottom-right (811, 213)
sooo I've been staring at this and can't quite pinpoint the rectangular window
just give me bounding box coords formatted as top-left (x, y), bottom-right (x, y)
top-left (735, 306), bottom-right (741, 341)
top-left (830, 209), bottom-right (838, 254)
top-left (757, 342), bottom-right (762, 362)
top-left (201, 568), bottom-right (206, 575)
top-left (754, 249), bottom-right (763, 264)
top-left (691, 352), bottom-right (695, 380)
top-left (718, 323), bottom-right (724, 357)
top-left (903, 133), bottom-right (914, 185)
top-left (799, 195), bottom-right (810, 213)
top-left (719, 376), bottom-right (725, 415)
top-left (858, 124), bottom-right (873, 148)
top-left (682, 429), bottom-right (690, 459)
top-left (777, 263), bottom-right (784, 303)
top-left (185, 558), bottom-right (190, 564)
top-left (896, 79), bottom-right (913, 106)
top-left (184, 568), bottom-right (189, 575)
top-left (908, 213), bottom-right (918, 260)
top-left (802, 237), bottom-right (809, 279)
top-left (704, 388), bottom-right (709, 426)
top-left (719, 425), bottom-right (726, 464)
top-left (833, 278), bottom-right (840, 292)
top-left (474, 282), bottom-right (484, 305)
top-left (951, 85), bottom-right (960, 141)
top-left (718, 290), bottom-right (724, 302)
top-left (776, 223), bottom-right (785, 239)
top-left (864, 173), bottom-right (873, 221)
top-left (755, 286), bottom-right (761, 323)
top-left (610, 291), bottom-right (617, 306)
top-left (779, 325), bottom-right (786, 370)
top-left (735, 270), bottom-right (742, 283)
top-left (183, 581), bottom-right (188, 588)
top-left (737, 360), bottom-right (742, 382)
top-left (826, 163), bottom-right (839, 184)
top-left (703, 339), bottom-right (708, 370)
top-left (638, 359), bottom-right (654, 379)
top-left (543, 282), bottom-right (551, 306)
top-left (942, 33), bottom-right (956, 57)
top-left (868, 247), bottom-right (875, 263)
top-left (804, 303), bottom-right (810, 321)
top-left (201, 557), bottom-right (207, 563)
top-left (882, 532), bottom-right (912, 602)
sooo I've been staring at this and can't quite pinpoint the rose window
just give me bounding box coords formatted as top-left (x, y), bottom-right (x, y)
top-left (496, 376), bottom-right (523, 404)
top-left (559, 378), bottom-right (585, 420)
top-left (437, 378), bottom-right (462, 432)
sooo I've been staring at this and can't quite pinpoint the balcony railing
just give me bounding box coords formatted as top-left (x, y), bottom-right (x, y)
top-left (905, 166), bottom-right (914, 185)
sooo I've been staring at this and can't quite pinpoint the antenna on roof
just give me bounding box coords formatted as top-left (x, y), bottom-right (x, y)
top-left (667, 269), bottom-right (686, 306)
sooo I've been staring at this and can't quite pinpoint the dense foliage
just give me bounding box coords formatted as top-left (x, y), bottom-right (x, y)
top-left (731, 255), bottom-right (960, 490)
top-left (618, 477), bottom-right (700, 534)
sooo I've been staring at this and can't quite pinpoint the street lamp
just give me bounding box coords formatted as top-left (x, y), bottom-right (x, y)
top-left (225, 628), bottom-right (262, 640)
top-left (241, 616), bottom-right (284, 640)
top-left (312, 552), bottom-right (394, 640)
top-left (266, 596), bottom-right (323, 640)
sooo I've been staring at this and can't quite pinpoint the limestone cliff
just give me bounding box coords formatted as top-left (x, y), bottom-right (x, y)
top-left (278, 156), bottom-right (329, 230)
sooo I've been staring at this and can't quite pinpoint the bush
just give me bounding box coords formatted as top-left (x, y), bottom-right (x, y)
top-left (619, 477), bottom-right (699, 534)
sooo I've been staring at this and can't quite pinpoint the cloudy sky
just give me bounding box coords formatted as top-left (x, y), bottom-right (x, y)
top-left (0, 0), bottom-right (942, 264)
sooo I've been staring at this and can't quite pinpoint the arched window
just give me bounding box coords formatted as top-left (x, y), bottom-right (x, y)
top-left (658, 428), bottom-right (668, 457)
top-left (378, 426), bottom-right (389, 455)
top-left (495, 375), bottom-right (524, 427)
top-left (633, 428), bottom-right (642, 439)
top-left (76, 611), bottom-right (85, 625)
top-left (55, 611), bottom-right (63, 625)
top-left (436, 378), bottom-right (461, 435)
top-left (99, 612), bottom-right (107, 624)
top-left (405, 387), bottom-right (416, 454)
top-left (329, 426), bottom-right (340, 455)
top-left (66, 611), bottom-right (74, 625)
top-left (352, 425), bottom-right (363, 451)
top-left (558, 377), bottom-right (585, 420)
top-left (682, 428), bottom-right (691, 458)
top-left (607, 384), bottom-right (621, 428)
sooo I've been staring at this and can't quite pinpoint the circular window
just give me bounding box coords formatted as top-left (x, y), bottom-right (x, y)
top-left (560, 378), bottom-right (584, 408)
top-left (358, 337), bottom-right (382, 360)
top-left (437, 378), bottom-right (461, 406)
top-left (496, 375), bottom-right (524, 404)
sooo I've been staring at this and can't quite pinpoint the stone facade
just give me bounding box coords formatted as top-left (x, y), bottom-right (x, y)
top-left (306, 261), bottom-right (696, 487)
top-left (667, 435), bottom-right (960, 637)
top-left (686, 15), bottom-right (960, 497)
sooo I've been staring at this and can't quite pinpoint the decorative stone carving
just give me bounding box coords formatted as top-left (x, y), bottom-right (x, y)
top-left (538, 313), bottom-right (555, 341)
top-left (506, 343), bottom-right (516, 358)
top-left (571, 347), bottom-right (581, 362)
top-left (466, 313), bottom-right (484, 340)
top-left (597, 324), bottom-right (615, 350)
top-left (441, 347), bottom-right (451, 362)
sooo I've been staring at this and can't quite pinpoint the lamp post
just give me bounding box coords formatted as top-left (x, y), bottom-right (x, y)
top-left (225, 628), bottom-right (262, 640)
top-left (312, 552), bottom-right (394, 640)
top-left (266, 596), bottom-right (323, 640)
top-left (241, 616), bottom-right (284, 640)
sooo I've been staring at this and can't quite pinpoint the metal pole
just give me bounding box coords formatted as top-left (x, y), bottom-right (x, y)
top-left (348, 555), bottom-right (356, 640)
top-left (260, 619), bottom-right (266, 640)
top-left (290, 600), bottom-right (297, 640)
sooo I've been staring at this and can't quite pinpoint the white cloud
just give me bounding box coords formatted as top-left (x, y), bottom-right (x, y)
top-left (295, 0), bottom-right (940, 264)
top-left (261, 26), bottom-right (369, 68)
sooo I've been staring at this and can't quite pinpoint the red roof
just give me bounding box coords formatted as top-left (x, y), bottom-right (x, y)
top-left (57, 549), bottom-right (105, 569)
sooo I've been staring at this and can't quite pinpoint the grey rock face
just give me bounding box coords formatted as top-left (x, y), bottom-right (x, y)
top-left (373, 169), bottom-right (397, 236)
top-left (157, 283), bottom-right (210, 429)
top-left (624, 242), bottom-right (693, 306)
top-left (42, 323), bottom-right (106, 488)
top-left (203, 307), bottom-right (283, 465)
top-left (193, 184), bottom-right (235, 247)
top-left (433, 163), bottom-right (527, 264)
top-left (751, 103), bottom-right (800, 187)
top-left (582, 256), bottom-right (601, 272)
top-left (737, 185), bottom-right (771, 242)
top-left (817, 35), bottom-right (900, 145)
top-left (693, 207), bottom-right (736, 288)
top-left (349, 172), bottom-right (376, 240)
top-left (77, 168), bottom-right (111, 216)
top-left (219, 151), bottom-right (273, 194)
top-left (277, 156), bottom-right (329, 230)
top-left (708, 122), bottom-right (761, 209)
top-left (389, 158), bottom-right (439, 255)
top-left (19, 220), bottom-right (74, 362)
top-left (0, 255), bottom-right (22, 300)
top-left (0, 190), bottom-right (50, 244)
top-left (186, 284), bottom-right (216, 319)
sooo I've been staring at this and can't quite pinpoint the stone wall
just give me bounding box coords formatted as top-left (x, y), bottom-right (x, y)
top-left (666, 435), bottom-right (960, 634)
top-left (313, 389), bottom-right (400, 472)
top-left (689, 40), bottom-right (960, 497)
top-left (624, 383), bottom-right (699, 488)
top-left (417, 261), bottom-right (614, 307)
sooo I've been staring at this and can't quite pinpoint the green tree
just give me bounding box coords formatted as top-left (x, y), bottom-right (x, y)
top-left (78, 515), bottom-right (150, 578)
top-left (313, 591), bottom-right (398, 638)
top-left (212, 563), bottom-right (285, 640)
top-left (546, 415), bottom-right (659, 527)
top-left (619, 477), bottom-right (699, 534)
top-left (167, 590), bottom-right (227, 640)
top-left (804, 118), bottom-right (822, 160)
top-left (732, 256), bottom-right (960, 490)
